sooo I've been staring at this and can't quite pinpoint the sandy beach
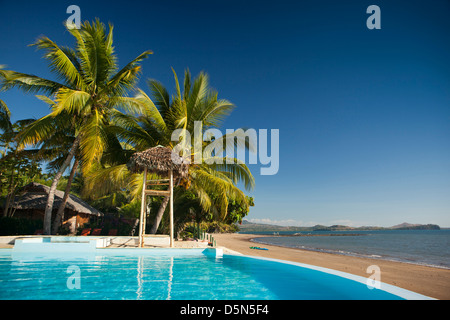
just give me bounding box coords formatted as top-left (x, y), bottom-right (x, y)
top-left (213, 233), bottom-right (450, 300)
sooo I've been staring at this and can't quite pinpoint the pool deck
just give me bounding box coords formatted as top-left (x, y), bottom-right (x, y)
top-left (0, 235), bottom-right (211, 249)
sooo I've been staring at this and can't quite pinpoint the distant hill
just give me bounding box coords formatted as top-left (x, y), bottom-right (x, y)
top-left (390, 222), bottom-right (440, 230)
top-left (238, 220), bottom-right (440, 232)
top-left (238, 220), bottom-right (368, 232)
top-left (238, 220), bottom-right (310, 232)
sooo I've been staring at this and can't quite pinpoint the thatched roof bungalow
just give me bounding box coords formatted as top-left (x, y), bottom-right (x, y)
top-left (5, 182), bottom-right (102, 233)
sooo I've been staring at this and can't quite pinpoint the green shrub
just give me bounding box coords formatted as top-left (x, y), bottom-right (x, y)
top-left (75, 216), bottom-right (134, 236)
top-left (0, 217), bottom-right (43, 236)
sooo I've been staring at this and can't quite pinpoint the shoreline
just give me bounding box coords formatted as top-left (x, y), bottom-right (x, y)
top-left (250, 237), bottom-right (450, 271)
top-left (213, 233), bottom-right (450, 300)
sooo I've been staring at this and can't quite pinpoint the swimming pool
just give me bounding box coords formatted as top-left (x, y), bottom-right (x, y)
top-left (0, 248), bottom-right (432, 300)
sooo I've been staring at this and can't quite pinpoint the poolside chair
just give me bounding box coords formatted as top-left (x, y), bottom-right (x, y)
top-left (34, 229), bottom-right (43, 235)
top-left (91, 228), bottom-right (102, 236)
top-left (108, 229), bottom-right (118, 236)
top-left (81, 228), bottom-right (91, 236)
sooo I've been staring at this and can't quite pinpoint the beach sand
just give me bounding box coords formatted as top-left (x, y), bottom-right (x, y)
top-left (213, 233), bottom-right (450, 300)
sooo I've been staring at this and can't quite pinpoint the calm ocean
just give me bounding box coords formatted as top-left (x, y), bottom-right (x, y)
top-left (247, 229), bottom-right (450, 269)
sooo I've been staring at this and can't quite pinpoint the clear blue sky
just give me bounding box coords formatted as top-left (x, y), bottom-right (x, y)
top-left (1, 0), bottom-right (449, 227)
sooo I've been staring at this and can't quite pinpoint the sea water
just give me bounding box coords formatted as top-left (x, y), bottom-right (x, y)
top-left (249, 229), bottom-right (450, 269)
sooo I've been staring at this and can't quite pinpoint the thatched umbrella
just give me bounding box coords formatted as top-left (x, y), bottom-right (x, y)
top-left (127, 145), bottom-right (189, 177)
top-left (127, 146), bottom-right (189, 247)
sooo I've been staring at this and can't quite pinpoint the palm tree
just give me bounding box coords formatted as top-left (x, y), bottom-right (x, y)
top-left (84, 69), bottom-right (255, 234)
top-left (28, 100), bottom-right (81, 234)
top-left (0, 101), bottom-right (38, 217)
top-left (0, 20), bottom-right (152, 234)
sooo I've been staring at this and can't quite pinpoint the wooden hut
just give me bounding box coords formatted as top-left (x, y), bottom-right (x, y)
top-left (6, 182), bottom-right (103, 234)
top-left (127, 146), bottom-right (189, 247)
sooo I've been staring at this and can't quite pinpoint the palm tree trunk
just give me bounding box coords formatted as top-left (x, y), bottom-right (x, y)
top-left (149, 196), bottom-right (169, 234)
top-left (43, 135), bottom-right (80, 235)
top-left (3, 192), bottom-right (13, 217)
top-left (130, 218), bottom-right (139, 236)
top-left (52, 158), bottom-right (79, 234)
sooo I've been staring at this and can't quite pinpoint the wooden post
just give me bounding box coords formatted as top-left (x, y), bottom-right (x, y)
top-left (139, 167), bottom-right (147, 248)
top-left (169, 169), bottom-right (174, 248)
top-left (142, 194), bottom-right (147, 237)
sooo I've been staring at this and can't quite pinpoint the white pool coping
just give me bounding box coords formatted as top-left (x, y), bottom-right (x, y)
top-left (0, 235), bottom-right (172, 247)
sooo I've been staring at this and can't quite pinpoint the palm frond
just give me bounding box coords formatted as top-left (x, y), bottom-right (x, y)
top-left (190, 168), bottom-right (229, 219)
top-left (129, 89), bottom-right (167, 131)
top-left (211, 129), bottom-right (257, 154)
top-left (183, 68), bottom-right (191, 101)
top-left (80, 19), bottom-right (116, 85)
top-left (67, 26), bottom-right (94, 86)
top-left (107, 50), bottom-right (153, 96)
top-left (108, 109), bottom-right (158, 149)
top-left (16, 114), bottom-right (58, 147)
top-left (147, 79), bottom-right (171, 116)
top-left (53, 88), bottom-right (92, 116)
top-left (0, 98), bottom-right (12, 132)
top-left (30, 36), bottom-right (85, 89)
top-left (79, 109), bottom-right (108, 173)
top-left (198, 98), bottom-right (235, 128)
top-left (82, 163), bottom-right (129, 198)
top-left (189, 165), bottom-right (249, 219)
top-left (172, 67), bottom-right (182, 100)
top-left (0, 69), bottom-right (67, 95)
top-left (186, 71), bottom-right (208, 127)
top-left (200, 157), bottom-right (255, 191)
top-left (0, 99), bottom-right (10, 118)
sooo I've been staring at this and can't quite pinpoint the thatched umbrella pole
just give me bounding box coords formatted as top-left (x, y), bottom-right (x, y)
top-left (139, 167), bottom-right (147, 248)
top-left (169, 169), bottom-right (174, 248)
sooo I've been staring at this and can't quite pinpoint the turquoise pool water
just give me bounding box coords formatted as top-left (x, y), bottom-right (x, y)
top-left (0, 248), bottom-right (429, 300)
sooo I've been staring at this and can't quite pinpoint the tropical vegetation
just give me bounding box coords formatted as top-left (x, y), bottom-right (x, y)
top-left (0, 19), bottom-right (254, 237)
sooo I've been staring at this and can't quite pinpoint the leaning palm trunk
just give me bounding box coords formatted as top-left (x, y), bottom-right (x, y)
top-left (43, 136), bottom-right (80, 235)
top-left (149, 196), bottom-right (169, 234)
top-left (3, 192), bottom-right (13, 217)
top-left (52, 158), bottom-right (79, 234)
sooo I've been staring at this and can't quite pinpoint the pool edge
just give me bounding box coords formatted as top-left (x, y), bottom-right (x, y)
top-left (225, 253), bottom-right (436, 300)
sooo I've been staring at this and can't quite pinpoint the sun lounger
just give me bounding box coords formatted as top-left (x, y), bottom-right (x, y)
top-left (81, 228), bottom-right (91, 236)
